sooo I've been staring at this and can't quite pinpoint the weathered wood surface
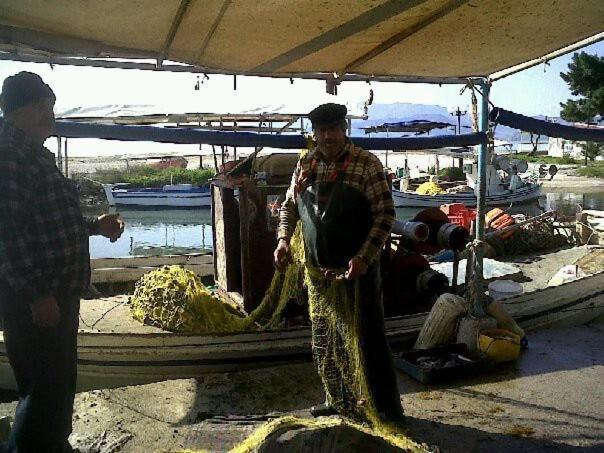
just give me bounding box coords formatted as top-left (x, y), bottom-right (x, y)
top-left (90, 253), bottom-right (212, 270)
top-left (90, 254), bottom-right (214, 284)
top-left (91, 264), bottom-right (214, 284)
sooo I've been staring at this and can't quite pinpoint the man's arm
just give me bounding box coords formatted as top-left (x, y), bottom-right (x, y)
top-left (277, 160), bottom-right (302, 242)
top-left (85, 214), bottom-right (124, 241)
top-left (0, 153), bottom-right (51, 303)
top-left (356, 157), bottom-right (395, 265)
top-left (84, 216), bottom-right (100, 235)
top-left (274, 159), bottom-right (302, 269)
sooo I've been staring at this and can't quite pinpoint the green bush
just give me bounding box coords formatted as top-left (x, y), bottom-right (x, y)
top-left (559, 155), bottom-right (578, 164)
top-left (519, 155), bottom-right (577, 164)
top-left (577, 163), bottom-right (604, 178)
top-left (438, 166), bottom-right (465, 181)
top-left (93, 165), bottom-right (216, 187)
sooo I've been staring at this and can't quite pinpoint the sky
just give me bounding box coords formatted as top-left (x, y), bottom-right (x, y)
top-left (0, 41), bottom-right (601, 157)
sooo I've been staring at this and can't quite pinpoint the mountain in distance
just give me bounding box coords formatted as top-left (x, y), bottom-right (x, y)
top-left (352, 102), bottom-right (562, 144)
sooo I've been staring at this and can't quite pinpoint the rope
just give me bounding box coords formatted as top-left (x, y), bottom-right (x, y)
top-left (79, 175), bottom-right (105, 186)
top-left (79, 299), bottom-right (128, 329)
top-left (460, 80), bottom-right (479, 133)
top-left (464, 239), bottom-right (490, 318)
top-left (460, 79), bottom-right (497, 135)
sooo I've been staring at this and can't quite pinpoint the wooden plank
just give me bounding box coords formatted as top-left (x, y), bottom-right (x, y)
top-left (211, 184), bottom-right (241, 293)
top-left (91, 263), bottom-right (213, 284)
top-left (91, 254), bottom-right (212, 270)
top-left (239, 181), bottom-right (285, 312)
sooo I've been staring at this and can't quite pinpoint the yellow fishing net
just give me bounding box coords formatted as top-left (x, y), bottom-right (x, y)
top-left (130, 266), bottom-right (246, 333)
top-left (415, 181), bottom-right (445, 195)
top-left (130, 226), bottom-right (306, 333)
top-left (243, 226), bottom-right (306, 328)
top-left (131, 225), bottom-right (406, 427)
top-left (229, 416), bottom-right (425, 452)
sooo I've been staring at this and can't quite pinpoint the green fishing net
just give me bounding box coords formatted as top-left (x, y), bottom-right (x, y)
top-left (130, 265), bottom-right (246, 333)
top-left (131, 223), bottom-right (404, 433)
top-left (304, 266), bottom-right (379, 424)
top-left (130, 225), bottom-right (306, 333)
top-left (230, 416), bottom-right (425, 453)
top-left (486, 218), bottom-right (571, 256)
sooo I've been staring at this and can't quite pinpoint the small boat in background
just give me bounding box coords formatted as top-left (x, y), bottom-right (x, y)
top-left (393, 183), bottom-right (541, 208)
top-left (103, 183), bottom-right (211, 208)
top-left (393, 157), bottom-right (542, 208)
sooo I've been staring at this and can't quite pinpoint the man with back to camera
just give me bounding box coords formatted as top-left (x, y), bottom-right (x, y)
top-left (274, 103), bottom-right (404, 424)
top-left (0, 71), bottom-right (124, 452)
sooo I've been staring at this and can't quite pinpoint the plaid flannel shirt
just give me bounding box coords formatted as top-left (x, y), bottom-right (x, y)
top-left (278, 141), bottom-right (395, 265)
top-left (0, 120), bottom-right (97, 303)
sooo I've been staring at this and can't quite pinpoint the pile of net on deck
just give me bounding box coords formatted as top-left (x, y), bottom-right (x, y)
top-left (130, 226), bottom-right (306, 333)
top-left (485, 214), bottom-right (573, 257)
top-left (415, 180), bottom-right (445, 195)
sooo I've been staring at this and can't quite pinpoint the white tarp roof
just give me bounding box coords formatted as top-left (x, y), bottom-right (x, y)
top-left (56, 94), bottom-right (365, 122)
top-left (0, 0), bottom-right (602, 81)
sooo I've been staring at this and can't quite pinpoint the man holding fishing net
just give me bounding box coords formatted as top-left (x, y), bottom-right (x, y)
top-left (274, 103), bottom-right (404, 425)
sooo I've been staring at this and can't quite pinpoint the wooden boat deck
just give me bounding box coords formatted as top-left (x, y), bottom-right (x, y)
top-left (79, 245), bottom-right (600, 335)
top-left (79, 295), bottom-right (167, 334)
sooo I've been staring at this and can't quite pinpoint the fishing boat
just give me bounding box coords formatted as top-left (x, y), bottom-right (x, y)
top-left (103, 183), bottom-right (211, 208)
top-left (0, 267), bottom-right (599, 392)
top-left (392, 158), bottom-right (542, 208)
top-left (393, 183), bottom-right (542, 208)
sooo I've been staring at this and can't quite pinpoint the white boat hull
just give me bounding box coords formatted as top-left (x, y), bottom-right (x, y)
top-left (0, 270), bottom-right (601, 391)
top-left (103, 184), bottom-right (211, 208)
top-left (392, 184), bottom-right (542, 208)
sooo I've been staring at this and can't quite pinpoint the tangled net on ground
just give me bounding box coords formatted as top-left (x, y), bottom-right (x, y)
top-left (229, 416), bottom-right (426, 453)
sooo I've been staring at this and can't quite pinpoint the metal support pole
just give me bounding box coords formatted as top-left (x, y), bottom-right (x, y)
top-left (475, 80), bottom-right (490, 239)
top-left (64, 138), bottom-right (69, 177)
top-left (473, 79), bottom-right (490, 315)
top-left (56, 136), bottom-right (63, 171)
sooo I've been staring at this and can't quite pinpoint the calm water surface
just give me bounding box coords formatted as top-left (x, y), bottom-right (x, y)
top-left (87, 191), bottom-right (604, 258)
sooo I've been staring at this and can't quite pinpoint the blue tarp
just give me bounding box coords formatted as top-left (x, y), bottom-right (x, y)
top-left (54, 120), bottom-right (487, 150)
top-left (490, 108), bottom-right (604, 142)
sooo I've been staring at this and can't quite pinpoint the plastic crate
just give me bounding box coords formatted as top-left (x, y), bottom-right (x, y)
top-left (393, 344), bottom-right (494, 384)
top-left (441, 203), bottom-right (476, 230)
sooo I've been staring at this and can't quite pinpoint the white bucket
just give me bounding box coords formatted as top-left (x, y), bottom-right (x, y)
top-left (488, 280), bottom-right (523, 301)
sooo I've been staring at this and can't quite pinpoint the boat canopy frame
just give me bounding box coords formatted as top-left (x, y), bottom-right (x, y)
top-left (2, 1), bottom-right (602, 315)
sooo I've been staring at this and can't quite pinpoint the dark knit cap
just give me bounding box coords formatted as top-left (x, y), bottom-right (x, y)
top-left (308, 103), bottom-right (347, 127)
top-left (0, 72), bottom-right (56, 115)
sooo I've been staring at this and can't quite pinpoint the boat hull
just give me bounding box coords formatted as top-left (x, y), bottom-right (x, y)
top-left (392, 184), bottom-right (542, 208)
top-left (103, 184), bottom-right (211, 208)
top-left (0, 270), bottom-right (601, 391)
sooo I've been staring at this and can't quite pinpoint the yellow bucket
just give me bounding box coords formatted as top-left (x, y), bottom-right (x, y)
top-left (478, 328), bottom-right (521, 363)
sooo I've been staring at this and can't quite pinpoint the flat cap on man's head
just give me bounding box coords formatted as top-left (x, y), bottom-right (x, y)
top-left (308, 103), bottom-right (347, 128)
top-left (0, 71), bottom-right (55, 115)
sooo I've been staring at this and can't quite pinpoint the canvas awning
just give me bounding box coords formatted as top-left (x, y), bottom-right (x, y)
top-left (0, 0), bottom-right (602, 82)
